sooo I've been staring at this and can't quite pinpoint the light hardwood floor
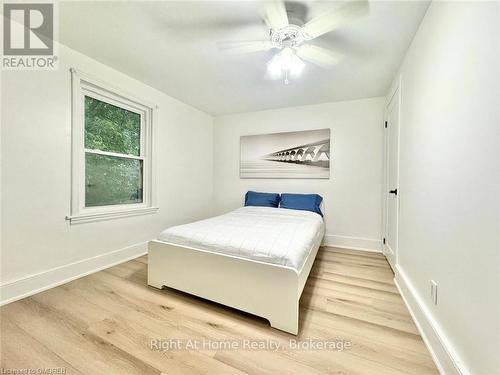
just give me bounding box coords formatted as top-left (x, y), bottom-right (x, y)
top-left (1, 247), bottom-right (438, 374)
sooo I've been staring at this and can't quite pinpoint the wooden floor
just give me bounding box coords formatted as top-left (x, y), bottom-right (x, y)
top-left (1, 247), bottom-right (438, 374)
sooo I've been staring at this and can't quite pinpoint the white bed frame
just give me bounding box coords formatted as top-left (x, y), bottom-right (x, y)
top-left (148, 236), bottom-right (322, 335)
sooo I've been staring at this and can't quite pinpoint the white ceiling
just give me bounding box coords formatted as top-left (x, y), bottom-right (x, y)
top-left (59, 1), bottom-right (429, 115)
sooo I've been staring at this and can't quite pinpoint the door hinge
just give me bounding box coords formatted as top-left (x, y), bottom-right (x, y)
top-left (383, 238), bottom-right (386, 245)
top-left (384, 121), bottom-right (388, 128)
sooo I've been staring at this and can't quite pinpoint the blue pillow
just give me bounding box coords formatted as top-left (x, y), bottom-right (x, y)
top-left (245, 191), bottom-right (280, 208)
top-left (280, 193), bottom-right (323, 216)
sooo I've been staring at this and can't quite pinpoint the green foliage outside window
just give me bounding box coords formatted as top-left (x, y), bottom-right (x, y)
top-left (85, 96), bottom-right (140, 156)
top-left (84, 96), bottom-right (143, 207)
top-left (85, 154), bottom-right (143, 207)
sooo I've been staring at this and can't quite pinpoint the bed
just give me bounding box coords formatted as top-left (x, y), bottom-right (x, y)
top-left (148, 205), bottom-right (325, 334)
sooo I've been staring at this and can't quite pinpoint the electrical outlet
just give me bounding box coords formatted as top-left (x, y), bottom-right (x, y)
top-left (430, 280), bottom-right (438, 305)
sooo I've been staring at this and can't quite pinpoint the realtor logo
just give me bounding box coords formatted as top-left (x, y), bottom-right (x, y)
top-left (2, 2), bottom-right (58, 69)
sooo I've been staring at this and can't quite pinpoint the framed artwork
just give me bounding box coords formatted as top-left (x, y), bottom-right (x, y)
top-left (240, 128), bottom-right (330, 179)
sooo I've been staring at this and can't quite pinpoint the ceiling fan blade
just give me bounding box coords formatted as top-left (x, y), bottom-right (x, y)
top-left (296, 44), bottom-right (343, 68)
top-left (260, 0), bottom-right (289, 30)
top-left (216, 40), bottom-right (275, 54)
top-left (301, 0), bottom-right (369, 40)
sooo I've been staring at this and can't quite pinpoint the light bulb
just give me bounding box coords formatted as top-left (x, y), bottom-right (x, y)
top-left (279, 47), bottom-right (294, 70)
top-left (267, 55), bottom-right (282, 78)
top-left (290, 55), bottom-right (305, 76)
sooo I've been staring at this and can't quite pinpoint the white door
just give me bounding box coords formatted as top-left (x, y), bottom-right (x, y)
top-left (383, 87), bottom-right (400, 270)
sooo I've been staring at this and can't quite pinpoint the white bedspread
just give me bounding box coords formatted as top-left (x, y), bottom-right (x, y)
top-left (157, 206), bottom-right (325, 271)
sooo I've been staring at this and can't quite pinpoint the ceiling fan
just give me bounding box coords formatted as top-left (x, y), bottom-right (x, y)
top-left (216, 0), bottom-right (369, 84)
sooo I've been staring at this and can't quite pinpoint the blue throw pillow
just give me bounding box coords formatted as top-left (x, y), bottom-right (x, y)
top-left (280, 193), bottom-right (323, 216)
top-left (245, 191), bottom-right (280, 208)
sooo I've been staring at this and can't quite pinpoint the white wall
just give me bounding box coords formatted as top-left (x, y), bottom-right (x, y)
top-left (1, 43), bottom-right (213, 303)
top-left (213, 98), bottom-right (385, 251)
top-left (391, 2), bottom-right (500, 374)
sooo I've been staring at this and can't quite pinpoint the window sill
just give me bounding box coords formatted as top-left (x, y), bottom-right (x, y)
top-left (66, 206), bottom-right (159, 224)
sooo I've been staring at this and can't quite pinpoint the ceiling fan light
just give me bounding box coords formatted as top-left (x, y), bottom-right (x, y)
top-left (267, 55), bottom-right (283, 78)
top-left (290, 56), bottom-right (305, 76)
top-left (279, 47), bottom-right (294, 69)
top-left (267, 47), bottom-right (305, 81)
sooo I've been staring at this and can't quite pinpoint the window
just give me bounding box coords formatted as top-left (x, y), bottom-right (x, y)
top-left (68, 69), bottom-right (157, 223)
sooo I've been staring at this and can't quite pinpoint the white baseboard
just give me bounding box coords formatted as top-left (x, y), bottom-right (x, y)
top-left (0, 241), bottom-right (148, 306)
top-left (395, 265), bottom-right (468, 375)
top-left (322, 234), bottom-right (382, 253)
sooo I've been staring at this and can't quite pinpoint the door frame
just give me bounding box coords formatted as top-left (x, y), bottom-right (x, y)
top-left (382, 76), bottom-right (401, 269)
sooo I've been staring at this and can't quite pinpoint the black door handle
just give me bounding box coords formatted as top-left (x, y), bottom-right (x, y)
top-left (389, 189), bottom-right (398, 195)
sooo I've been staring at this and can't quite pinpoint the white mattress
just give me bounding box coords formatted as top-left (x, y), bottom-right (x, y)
top-left (157, 206), bottom-right (325, 271)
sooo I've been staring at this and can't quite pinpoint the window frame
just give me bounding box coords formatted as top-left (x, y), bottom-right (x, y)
top-left (68, 68), bottom-right (158, 224)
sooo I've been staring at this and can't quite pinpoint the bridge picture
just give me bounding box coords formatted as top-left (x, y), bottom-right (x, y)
top-left (240, 128), bottom-right (330, 179)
